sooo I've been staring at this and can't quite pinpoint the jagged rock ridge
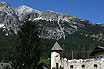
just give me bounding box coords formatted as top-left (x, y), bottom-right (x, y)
top-left (0, 1), bottom-right (104, 41)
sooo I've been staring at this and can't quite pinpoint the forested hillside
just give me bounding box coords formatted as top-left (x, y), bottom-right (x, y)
top-left (0, 29), bottom-right (16, 62)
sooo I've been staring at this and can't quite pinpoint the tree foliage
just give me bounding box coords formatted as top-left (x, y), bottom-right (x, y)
top-left (11, 20), bottom-right (42, 69)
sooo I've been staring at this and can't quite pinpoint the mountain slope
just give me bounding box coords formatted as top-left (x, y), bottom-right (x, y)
top-left (0, 1), bottom-right (103, 41)
top-left (0, 1), bottom-right (104, 60)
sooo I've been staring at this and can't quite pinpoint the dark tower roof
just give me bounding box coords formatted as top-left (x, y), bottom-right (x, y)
top-left (51, 42), bottom-right (63, 51)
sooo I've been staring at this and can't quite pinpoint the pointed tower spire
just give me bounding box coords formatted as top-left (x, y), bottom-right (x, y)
top-left (51, 42), bottom-right (63, 51)
top-left (51, 42), bottom-right (63, 69)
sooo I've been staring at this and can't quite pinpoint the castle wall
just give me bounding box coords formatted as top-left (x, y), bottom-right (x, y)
top-left (59, 58), bottom-right (104, 69)
top-left (51, 51), bottom-right (104, 69)
top-left (51, 43), bottom-right (104, 69)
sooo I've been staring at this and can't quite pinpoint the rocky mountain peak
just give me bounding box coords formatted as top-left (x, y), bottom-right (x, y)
top-left (15, 5), bottom-right (42, 16)
top-left (14, 5), bottom-right (42, 21)
top-left (0, 1), bottom-right (15, 16)
top-left (0, 1), bottom-right (103, 41)
top-left (40, 10), bottom-right (77, 21)
top-left (0, 1), bottom-right (11, 8)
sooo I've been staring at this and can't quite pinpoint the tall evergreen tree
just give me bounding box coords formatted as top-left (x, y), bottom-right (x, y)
top-left (11, 19), bottom-right (42, 69)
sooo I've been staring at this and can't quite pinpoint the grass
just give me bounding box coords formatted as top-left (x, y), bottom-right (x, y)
top-left (39, 59), bottom-right (50, 65)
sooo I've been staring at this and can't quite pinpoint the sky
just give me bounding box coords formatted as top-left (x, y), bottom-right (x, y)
top-left (1, 0), bottom-right (104, 23)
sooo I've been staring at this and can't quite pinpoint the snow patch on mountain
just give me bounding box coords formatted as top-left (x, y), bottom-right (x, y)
top-left (0, 24), bottom-right (4, 28)
top-left (57, 19), bottom-right (65, 39)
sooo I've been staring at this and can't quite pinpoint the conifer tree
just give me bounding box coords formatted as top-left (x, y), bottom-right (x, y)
top-left (11, 19), bottom-right (42, 69)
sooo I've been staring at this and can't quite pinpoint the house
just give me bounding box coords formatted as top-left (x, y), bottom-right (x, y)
top-left (90, 46), bottom-right (104, 58)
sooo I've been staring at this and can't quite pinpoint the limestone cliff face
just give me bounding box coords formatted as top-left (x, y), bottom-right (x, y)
top-left (0, 1), bottom-right (104, 41)
top-left (0, 1), bottom-right (19, 35)
top-left (14, 5), bottom-right (42, 21)
top-left (0, 1), bottom-right (16, 16)
top-left (40, 10), bottom-right (76, 21)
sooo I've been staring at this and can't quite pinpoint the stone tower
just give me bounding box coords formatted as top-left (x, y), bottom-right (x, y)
top-left (51, 42), bottom-right (63, 69)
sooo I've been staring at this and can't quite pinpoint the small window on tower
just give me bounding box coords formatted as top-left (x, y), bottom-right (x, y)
top-left (52, 68), bottom-right (55, 69)
top-left (56, 63), bottom-right (58, 69)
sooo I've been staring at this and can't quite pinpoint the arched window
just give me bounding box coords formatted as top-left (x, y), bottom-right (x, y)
top-left (70, 65), bottom-right (73, 68)
top-left (82, 65), bottom-right (85, 68)
top-left (94, 64), bottom-right (97, 68)
top-left (1, 64), bottom-right (3, 66)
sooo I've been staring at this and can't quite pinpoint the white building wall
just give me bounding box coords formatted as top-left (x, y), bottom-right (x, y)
top-left (51, 52), bottom-right (61, 69)
top-left (51, 51), bottom-right (104, 69)
top-left (58, 58), bottom-right (104, 69)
